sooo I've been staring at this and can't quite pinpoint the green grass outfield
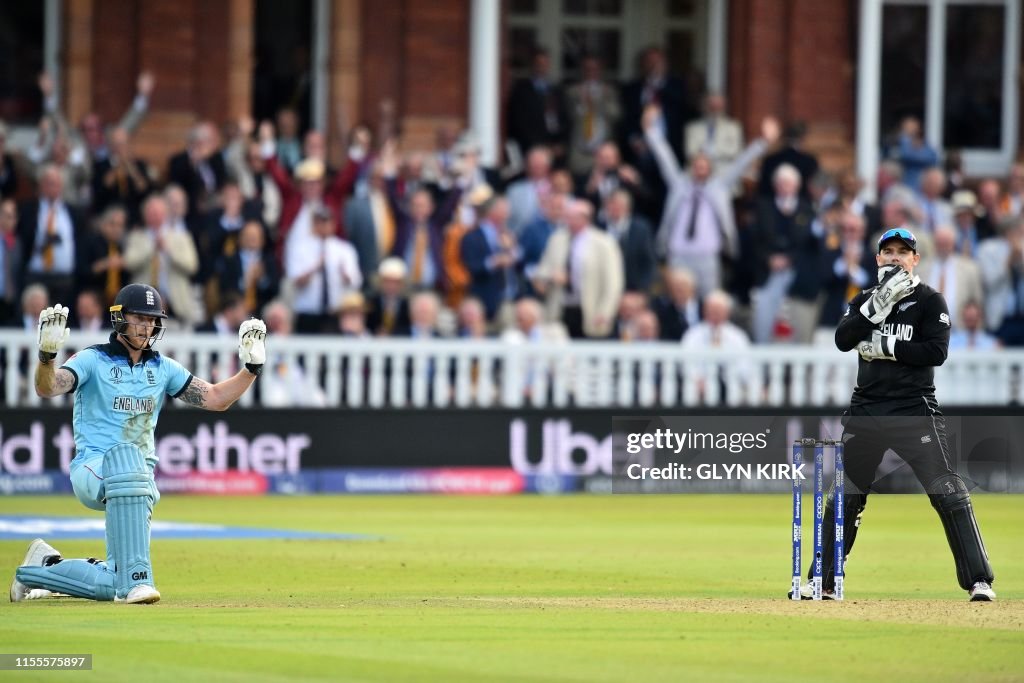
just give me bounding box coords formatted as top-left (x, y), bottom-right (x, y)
top-left (1, 494), bottom-right (1022, 683)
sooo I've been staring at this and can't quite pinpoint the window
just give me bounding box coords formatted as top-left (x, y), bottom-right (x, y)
top-left (0, 3), bottom-right (45, 125)
top-left (943, 3), bottom-right (1004, 149)
top-left (869, 0), bottom-right (1020, 175)
top-left (252, 0), bottom-right (315, 131)
top-left (507, 0), bottom-right (711, 85)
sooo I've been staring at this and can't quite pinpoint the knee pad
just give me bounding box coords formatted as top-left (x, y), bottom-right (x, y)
top-left (928, 474), bottom-right (994, 590)
top-left (103, 443), bottom-right (154, 503)
top-left (16, 558), bottom-right (115, 601)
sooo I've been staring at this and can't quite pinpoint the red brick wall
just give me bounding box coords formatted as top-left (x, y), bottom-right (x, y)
top-left (360, 0), bottom-right (468, 145)
top-left (360, 1), bottom-right (403, 130)
top-left (786, 0), bottom-right (854, 131)
top-left (403, 2), bottom-right (468, 118)
top-left (77, 0), bottom-right (238, 167)
top-left (728, 0), bottom-right (855, 171)
top-left (92, 0), bottom-right (139, 124)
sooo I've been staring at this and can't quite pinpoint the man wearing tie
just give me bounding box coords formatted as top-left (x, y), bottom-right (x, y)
top-left (644, 106), bottom-right (780, 299)
top-left (924, 226), bottom-right (983, 328)
top-left (77, 206), bottom-right (128, 308)
top-left (600, 190), bottom-right (656, 292)
top-left (462, 196), bottom-right (522, 325)
top-left (286, 206), bottom-right (362, 334)
top-left (18, 164), bottom-right (84, 308)
top-left (506, 48), bottom-right (570, 165)
top-left (122, 195), bottom-right (199, 327)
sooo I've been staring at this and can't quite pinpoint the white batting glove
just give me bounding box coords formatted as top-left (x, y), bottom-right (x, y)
top-left (859, 266), bottom-right (917, 324)
top-left (37, 304), bottom-right (71, 361)
top-left (238, 318), bottom-right (267, 376)
top-left (857, 329), bottom-right (897, 362)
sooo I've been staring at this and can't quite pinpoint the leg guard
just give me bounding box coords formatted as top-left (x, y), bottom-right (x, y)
top-left (810, 491), bottom-right (867, 591)
top-left (103, 443), bottom-right (156, 599)
top-left (16, 559), bottom-right (115, 601)
top-left (928, 474), bottom-right (994, 590)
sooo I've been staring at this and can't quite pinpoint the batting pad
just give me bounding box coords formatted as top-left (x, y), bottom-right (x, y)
top-left (103, 443), bottom-right (156, 598)
top-left (16, 559), bottom-right (115, 601)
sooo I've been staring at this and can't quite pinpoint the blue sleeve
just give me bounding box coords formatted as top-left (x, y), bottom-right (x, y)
top-left (60, 349), bottom-right (98, 393)
top-left (162, 356), bottom-right (194, 398)
top-left (898, 135), bottom-right (938, 168)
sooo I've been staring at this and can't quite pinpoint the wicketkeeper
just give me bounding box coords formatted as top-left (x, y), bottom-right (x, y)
top-left (795, 227), bottom-right (995, 601)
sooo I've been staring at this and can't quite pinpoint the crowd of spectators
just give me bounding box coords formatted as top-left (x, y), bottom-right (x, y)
top-left (2, 47), bottom-right (1023, 364)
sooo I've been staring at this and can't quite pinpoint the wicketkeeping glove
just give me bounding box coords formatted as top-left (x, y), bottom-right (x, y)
top-left (238, 318), bottom-right (267, 376)
top-left (37, 304), bottom-right (70, 362)
top-left (859, 265), bottom-right (918, 324)
top-left (857, 329), bottom-right (897, 362)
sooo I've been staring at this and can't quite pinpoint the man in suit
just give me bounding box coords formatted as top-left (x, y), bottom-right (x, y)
top-left (923, 225), bottom-right (983, 329)
top-left (122, 194), bottom-right (200, 327)
top-left (461, 196), bottom-right (521, 325)
top-left (565, 55), bottom-right (621, 178)
top-left (621, 46), bottom-right (691, 166)
top-left (819, 211), bottom-right (875, 329)
top-left (652, 267), bottom-right (701, 341)
top-left (645, 105), bottom-right (780, 298)
top-left (366, 257), bottom-right (412, 337)
top-left (77, 205), bottom-right (128, 308)
top-left (751, 163), bottom-right (822, 344)
top-left (533, 199), bottom-right (624, 339)
top-left (599, 189), bottom-right (656, 292)
top-left (167, 121), bottom-right (228, 222)
top-left (579, 142), bottom-right (651, 223)
top-left (345, 163), bottom-right (395, 291)
top-left (757, 121), bottom-right (819, 203)
top-left (685, 92), bottom-right (744, 171)
top-left (216, 220), bottom-right (278, 317)
top-left (506, 147), bottom-right (553, 235)
top-left (506, 48), bottom-right (570, 165)
top-left (18, 164), bottom-right (85, 308)
top-left (92, 127), bottom-right (155, 226)
top-left (384, 168), bottom-right (463, 293)
top-left (224, 123), bottom-right (283, 235)
top-left (0, 198), bottom-right (22, 324)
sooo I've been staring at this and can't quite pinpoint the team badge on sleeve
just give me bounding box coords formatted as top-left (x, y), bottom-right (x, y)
top-left (939, 313), bottom-right (951, 326)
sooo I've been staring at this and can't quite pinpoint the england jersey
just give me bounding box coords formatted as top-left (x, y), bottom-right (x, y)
top-left (61, 333), bottom-right (193, 468)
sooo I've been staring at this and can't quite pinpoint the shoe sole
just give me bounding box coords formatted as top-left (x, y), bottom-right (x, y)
top-left (115, 589), bottom-right (161, 604)
top-left (10, 539), bottom-right (58, 602)
top-left (970, 594), bottom-right (993, 602)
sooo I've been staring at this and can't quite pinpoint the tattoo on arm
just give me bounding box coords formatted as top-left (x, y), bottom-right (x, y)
top-left (36, 364), bottom-right (75, 397)
top-left (53, 369), bottom-right (75, 394)
top-left (178, 378), bottom-right (211, 407)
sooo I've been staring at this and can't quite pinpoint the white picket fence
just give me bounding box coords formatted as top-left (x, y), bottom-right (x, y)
top-left (1, 330), bottom-right (1020, 408)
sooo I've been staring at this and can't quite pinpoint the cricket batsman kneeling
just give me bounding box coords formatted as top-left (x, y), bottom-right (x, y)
top-left (10, 283), bottom-right (266, 605)
top-left (795, 227), bottom-right (995, 601)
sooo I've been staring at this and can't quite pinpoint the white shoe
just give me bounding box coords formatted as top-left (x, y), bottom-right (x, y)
top-left (969, 581), bottom-right (996, 602)
top-left (788, 582), bottom-right (836, 600)
top-left (10, 539), bottom-right (61, 602)
top-left (115, 584), bottom-right (161, 604)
